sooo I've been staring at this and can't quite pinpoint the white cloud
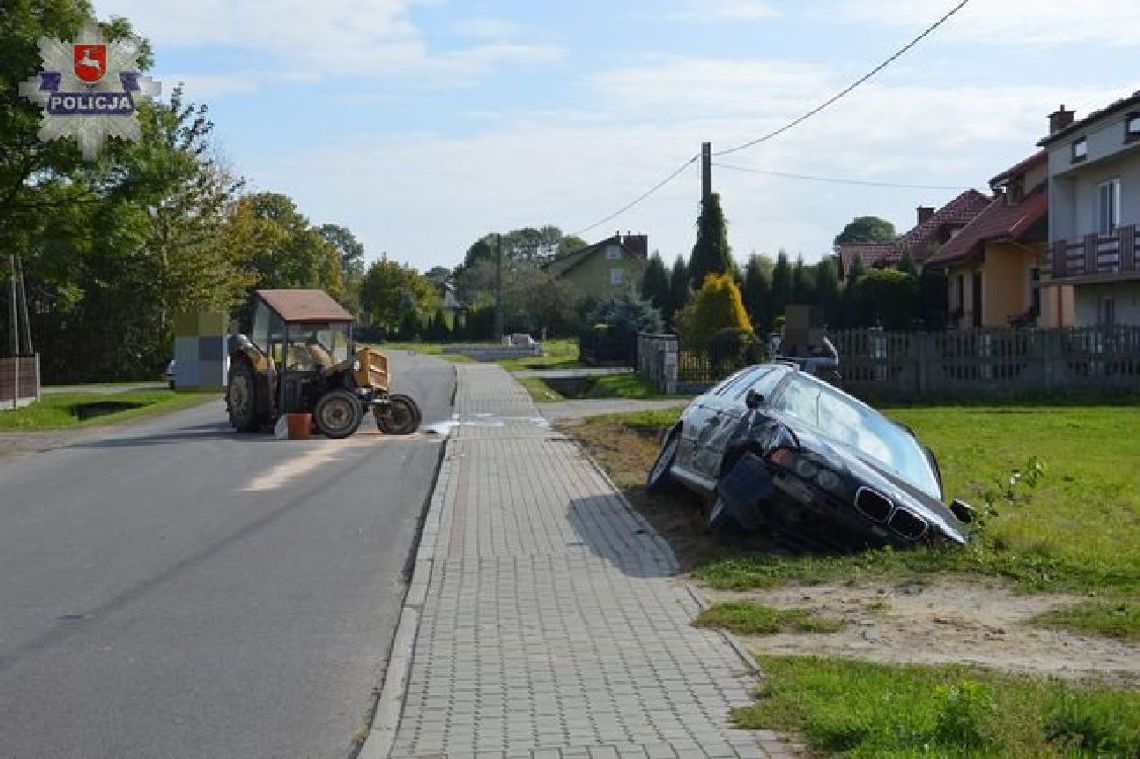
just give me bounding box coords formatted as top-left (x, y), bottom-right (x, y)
top-left (670, 0), bottom-right (780, 22)
top-left (449, 17), bottom-right (529, 40)
top-left (835, 0), bottom-right (1140, 47)
top-left (94, 0), bottom-right (564, 83)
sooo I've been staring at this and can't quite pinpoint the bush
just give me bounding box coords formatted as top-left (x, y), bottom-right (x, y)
top-left (708, 327), bottom-right (752, 365)
top-left (676, 273), bottom-right (753, 351)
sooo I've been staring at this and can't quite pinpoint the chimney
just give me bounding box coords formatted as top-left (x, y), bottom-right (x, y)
top-left (916, 206), bottom-right (935, 225)
top-left (1048, 105), bottom-right (1075, 135)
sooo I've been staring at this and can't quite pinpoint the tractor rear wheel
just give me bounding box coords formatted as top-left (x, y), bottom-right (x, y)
top-left (314, 389), bottom-right (363, 439)
top-left (227, 361), bottom-right (260, 432)
top-left (374, 395), bottom-right (418, 435)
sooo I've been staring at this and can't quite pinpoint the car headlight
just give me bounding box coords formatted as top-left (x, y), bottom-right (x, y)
top-left (352, 359), bottom-right (361, 372)
top-left (793, 458), bottom-right (818, 479)
top-left (770, 448), bottom-right (845, 495)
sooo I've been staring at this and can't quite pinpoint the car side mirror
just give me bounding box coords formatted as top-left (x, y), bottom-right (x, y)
top-left (744, 388), bottom-right (764, 409)
top-left (950, 499), bottom-right (974, 524)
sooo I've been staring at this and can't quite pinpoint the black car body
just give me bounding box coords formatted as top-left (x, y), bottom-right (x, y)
top-left (648, 362), bottom-right (973, 551)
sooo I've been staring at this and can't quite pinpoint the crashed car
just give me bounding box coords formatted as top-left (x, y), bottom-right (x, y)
top-left (648, 361), bottom-right (974, 550)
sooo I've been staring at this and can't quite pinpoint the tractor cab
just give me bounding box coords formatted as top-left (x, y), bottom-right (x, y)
top-left (226, 289), bottom-right (420, 438)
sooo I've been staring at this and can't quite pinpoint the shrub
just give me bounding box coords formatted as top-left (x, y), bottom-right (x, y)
top-left (676, 273), bottom-right (753, 351)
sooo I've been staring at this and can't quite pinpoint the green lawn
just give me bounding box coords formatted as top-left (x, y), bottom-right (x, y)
top-left (0, 390), bottom-right (217, 430)
top-left (693, 601), bottom-right (844, 635)
top-left (369, 339), bottom-right (580, 368)
top-left (733, 655), bottom-right (1140, 758)
top-left (568, 404), bottom-right (1140, 639)
top-left (521, 373), bottom-right (687, 403)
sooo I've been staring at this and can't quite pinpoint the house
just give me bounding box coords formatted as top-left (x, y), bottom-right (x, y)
top-left (1038, 94), bottom-right (1140, 326)
top-left (925, 151), bottom-right (1065, 329)
top-left (838, 190), bottom-right (991, 278)
top-left (542, 232), bottom-right (649, 299)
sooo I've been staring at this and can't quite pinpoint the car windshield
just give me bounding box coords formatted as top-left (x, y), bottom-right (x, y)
top-left (771, 375), bottom-right (940, 498)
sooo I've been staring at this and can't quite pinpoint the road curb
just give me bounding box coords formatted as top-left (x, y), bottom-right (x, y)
top-left (684, 583), bottom-right (761, 676)
top-left (358, 433), bottom-right (455, 759)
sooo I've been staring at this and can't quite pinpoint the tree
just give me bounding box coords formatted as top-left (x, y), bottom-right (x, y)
top-left (360, 259), bottom-right (440, 334)
top-left (640, 252), bottom-right (670, 315)
top-left (846, 268), bottom-right (916, 329)
top-left (770, 251), bottom-right (793, 323)
top-left (233, 192), bottom-right (344, 298)
top-left (587, 294), bottom-right (663, 336)
top-left (897, 249), bottom-right (919, 278)
top-left (675, 273), bottom-right (752, 351)
top-left (833, 215), bottom-right (897, 250)
top-left (667, 255), bottom-right (689, 329)
top-left (424, 266), bottom-right (451, 285)
top-left (741, 254), bottom-right (772, 333)
top-left (791, 255), bottom-right (815, 304)
top-left (814, 256), bottom-right (841, 326)
top-left (317, 224), bottom-right (365, 281)
top-left (688, 193), bottom-right (734, 289)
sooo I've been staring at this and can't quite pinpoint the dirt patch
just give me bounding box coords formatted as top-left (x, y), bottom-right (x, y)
top-left (709, 578), bottom-right (1140, 688)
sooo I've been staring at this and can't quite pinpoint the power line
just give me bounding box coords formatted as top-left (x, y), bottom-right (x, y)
top-left (714, 0), bottom-right (973, 158)
top-left (713, 161), bottom-right (968, 190)
top-left (568, 154), bottom-right (699, 238)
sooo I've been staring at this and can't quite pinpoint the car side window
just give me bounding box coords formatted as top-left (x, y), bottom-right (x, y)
top-left (735, 367), bottom-right (784, 401)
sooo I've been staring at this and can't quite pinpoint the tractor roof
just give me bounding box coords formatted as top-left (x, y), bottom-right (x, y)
top-left (255, 289), bottom-right (354, 323)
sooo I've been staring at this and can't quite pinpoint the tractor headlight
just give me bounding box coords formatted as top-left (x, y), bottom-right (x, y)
top-left (352, 359), bottom-right (361, 372)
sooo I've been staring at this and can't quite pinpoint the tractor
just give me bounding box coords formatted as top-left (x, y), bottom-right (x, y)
top-left (225, 289), bottom-right (421, 438)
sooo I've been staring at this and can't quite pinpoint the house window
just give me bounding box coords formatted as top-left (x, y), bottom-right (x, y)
top-left (606, 246), bottom-right (621, 260)
top-left (610, 267), bottom-right (624, 285)
top-left (1126, 113), bottom-right (1140, 142)
top-left (1097, 179), bottom-right (1121, 235)
top-left (1072, 137), bottom-right (1088, 162)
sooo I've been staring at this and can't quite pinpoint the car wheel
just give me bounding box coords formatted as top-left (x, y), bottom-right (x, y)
top-left (647, 430), bottom-right (679, 490)
top-left (374, 395), bottom-right (418, 435)
top-left (226, 362), bottom-right (260, 432)
top-left (315, 389), bottom-right (363, 439)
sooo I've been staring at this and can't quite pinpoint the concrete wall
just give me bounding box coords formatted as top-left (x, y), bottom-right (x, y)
top-left (561, 243), bottom-right (647, 299)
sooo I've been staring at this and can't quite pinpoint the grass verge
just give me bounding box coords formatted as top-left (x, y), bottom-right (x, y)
top-left (0, 390), bottom-right (217, 431)
top-left (1031, 600), bottom-right (1140, 642)
top-left (564, 404), bottom-right (1140, 637)
top-left (523, 373), bottom-right (684, 403)
top-left (734, 655), bottom-right (1140, 758)
top-left (496, 339), bottom-right (581, 371)
top-left (694, 601), bottom-right (844, 635)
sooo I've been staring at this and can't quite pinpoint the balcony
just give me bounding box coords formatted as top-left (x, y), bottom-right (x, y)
top-left (1045, 224), bottom-right (1140, 283)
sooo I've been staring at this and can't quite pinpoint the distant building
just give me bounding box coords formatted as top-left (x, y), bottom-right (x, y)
top-left (838, 191), bottom-right (991, 278)
top-left (542, 232), bottom-right (649, 300)
top-left (1038, 93), bottom-right (1140, 326)
top-left (926, 151), bottom-right (1062, 329)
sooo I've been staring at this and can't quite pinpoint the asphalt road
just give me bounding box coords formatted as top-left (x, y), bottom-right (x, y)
top-left (0, 352), bottom-right (454, 759)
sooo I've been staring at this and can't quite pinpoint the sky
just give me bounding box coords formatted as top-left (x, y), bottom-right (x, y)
top-left (91, 0), bottom-right (1140, 272)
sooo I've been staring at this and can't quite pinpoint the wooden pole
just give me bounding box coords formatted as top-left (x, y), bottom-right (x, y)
top-left (494, 233), bottom-right (504, 342)
top-left (9, 255), bottom-right (18, 407)
top-left (701, 142), bottom-right (712, 202)
top-left (16, 255), bottom-right (32, 355)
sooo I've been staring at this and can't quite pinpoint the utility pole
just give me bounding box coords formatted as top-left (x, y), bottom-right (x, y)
top-left (701, 141), bottom-right (712, 202)
top-left (494, 233), bottom-right (504, 342)
top-left (8, 255), bottom-right (19, 356)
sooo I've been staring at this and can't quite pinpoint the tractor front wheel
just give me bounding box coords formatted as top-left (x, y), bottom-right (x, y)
top-left (227, 361), bottom-right (260, 432)
top-left (314, 389), bottom-right (363, 439)
top-left (374, 395), bottom-right (419, 435)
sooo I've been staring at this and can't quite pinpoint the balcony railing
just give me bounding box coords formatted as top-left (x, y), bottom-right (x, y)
top-left (1046, 224), bottom-right (1138, 280)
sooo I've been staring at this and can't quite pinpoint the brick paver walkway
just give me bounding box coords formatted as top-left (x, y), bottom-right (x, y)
top-left (382, 364), bottom-right (795, 758)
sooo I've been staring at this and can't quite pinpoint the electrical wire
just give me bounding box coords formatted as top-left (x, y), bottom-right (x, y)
top-left (713, 0), bottom-right (973, 157)
top-left (713, 161), bottom-right (967, 190)
top-left (568, 154), bottom-right (699, 238)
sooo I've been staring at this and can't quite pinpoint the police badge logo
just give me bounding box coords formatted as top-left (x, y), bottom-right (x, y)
top-left (18, 22), bottom-right (160, 160)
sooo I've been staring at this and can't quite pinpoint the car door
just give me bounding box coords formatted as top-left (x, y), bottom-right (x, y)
top-left (676, 368), bottom-right (750, 473)
top-left (704, 366), bottom-right (789, 477)
top-left (690, 367), bottom-right (764, 481)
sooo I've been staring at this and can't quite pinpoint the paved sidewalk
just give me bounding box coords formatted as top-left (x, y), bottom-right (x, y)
top-left (372, 364), bottom-right (796, 759)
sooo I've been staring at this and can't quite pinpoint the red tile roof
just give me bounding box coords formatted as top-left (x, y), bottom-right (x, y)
top-left (838, 189), bottom-right (991, 275)
top-left (925, 186), bottom-right (1048, 267)
top-left (897, 189), bottom-right (991, 252)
